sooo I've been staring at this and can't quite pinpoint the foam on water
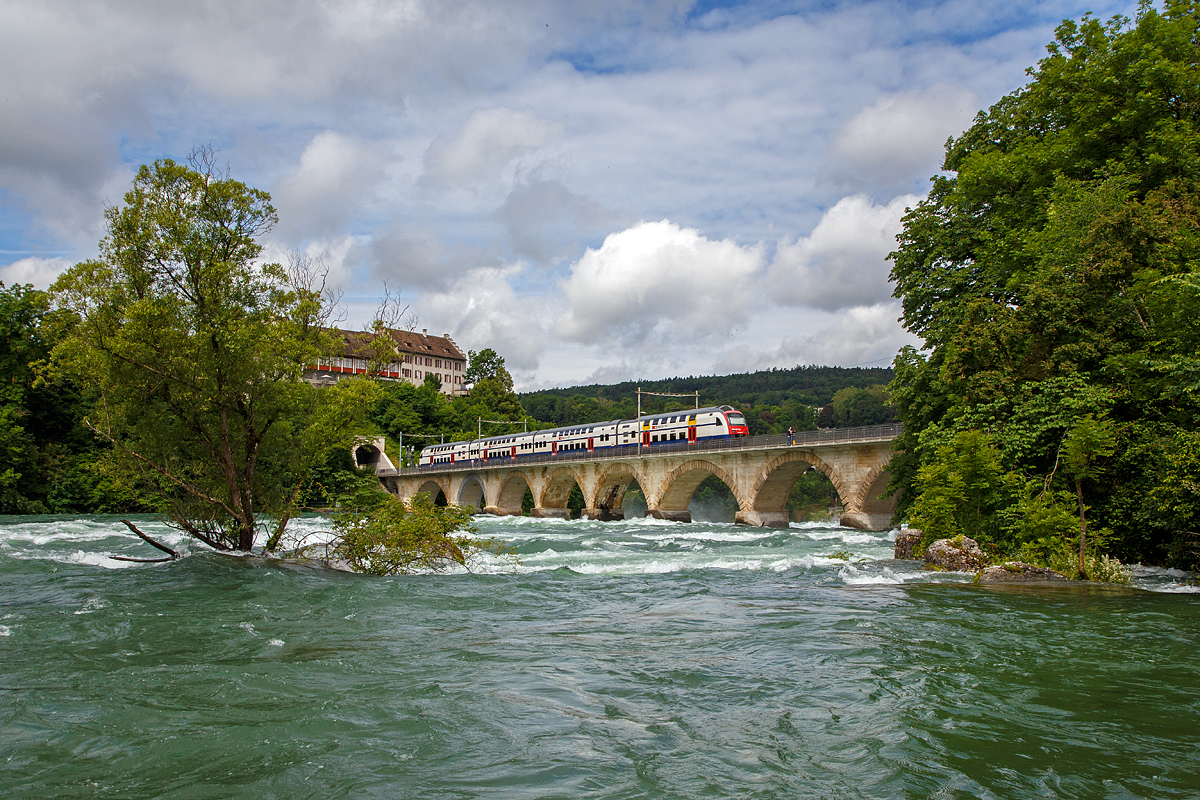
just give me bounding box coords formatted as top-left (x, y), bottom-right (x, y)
top-left (0, 514), bottom-right (1194, 592)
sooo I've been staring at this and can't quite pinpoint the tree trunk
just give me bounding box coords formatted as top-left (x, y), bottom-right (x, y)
top-left (1076, 479), bottom-right (1088, 580)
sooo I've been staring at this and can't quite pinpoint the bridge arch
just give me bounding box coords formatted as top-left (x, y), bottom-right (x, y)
top-left (540, 467), bottom-right (586, 512)
top-left (751, 451), bottom-right (844, 514)
top-left (588, 464), bottom-right (645, 520)
top-left (491, 472), bottom-right (533, 515)
top-left (410, 478), bottom-right (449, 505)
top-left (657, 460), bottom-right (743, 520)
top-left (456, 473), bottom-right (486, 510)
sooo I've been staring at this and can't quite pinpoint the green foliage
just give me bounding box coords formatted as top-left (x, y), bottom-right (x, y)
top-left (889, 3), bottom-right (1200, 566)
top-left (330, 492), bottom-right (510, 575)
top-left (48, 151), bottom-right (377, 551)
top-left (816, 385), bottom-right (896, 428)
top-left (465, 348), bottom-right (513, 391)
top-left (786, 469), bottom-right (838, 521)
top-left (370, 360), bottom-right (534, 458)
top-left (1003, 483), bottom-right (1080, 563)
top-left (0, 282), bottom-right (143, 514)
top-left (907, 430), bottom-right (1010, 551)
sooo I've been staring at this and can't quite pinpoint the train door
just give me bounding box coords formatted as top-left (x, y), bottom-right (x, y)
top-left (551, 440), bottom-right (558, 456)
top-left (511, 446), bottom-right (516, 459)
top-left (688, 414), bottom-right (698, 443)
top-left (587, 437), bottom-right (594, 452)
top-left (450, 453), bottom-right (455, 464)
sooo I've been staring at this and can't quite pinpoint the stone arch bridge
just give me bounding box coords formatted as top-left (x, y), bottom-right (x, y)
top-left (374, 424), bottom-right (902, 530)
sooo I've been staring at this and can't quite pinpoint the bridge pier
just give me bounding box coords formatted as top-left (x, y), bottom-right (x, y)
top-left (735, 510), bottom-right (790, 528)
top-left (583, 507), bottom-right (624, 521)
top-left (531, 507), bottom-right (571, 519)
top-left (647, 509), bottom-right (692, 523)
top-left (839, 511), bottom-right (894, 530)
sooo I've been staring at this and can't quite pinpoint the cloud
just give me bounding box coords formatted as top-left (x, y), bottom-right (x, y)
top-left (420, 108), bottom-right (563, 192)
top-left (554, 220), bottom-right (764, 346)
top-left (767, 193), bottom-right (918, 312)
top-left (827, 86), bottom-right (979, 190)
top-left (417, 264), bottom-right (548, 373)
top-left (0, 256), bottom-right (73, 289)
top-left (271, 132), bottom-right (390, 240)
top-left (497, 178), bottom-right (618, 264)
top-left (360, 223), bottom-right (501, 291)
top-left (714, 301), bottom-right (917, 374)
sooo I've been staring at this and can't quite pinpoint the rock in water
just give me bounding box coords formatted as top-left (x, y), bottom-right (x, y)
top-left (977, 562), bottom-right (1070, 583)
top-left (924, 536), bottom-right (988, 571)
top-left (894, 530), bottom-right (922, 560)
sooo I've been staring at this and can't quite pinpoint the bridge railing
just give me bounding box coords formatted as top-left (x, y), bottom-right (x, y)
top-left (376, 422), bottom-right (903, 477)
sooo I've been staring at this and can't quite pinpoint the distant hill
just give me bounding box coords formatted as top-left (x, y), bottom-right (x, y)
top-left (519, 365), bottom-right (895, 431)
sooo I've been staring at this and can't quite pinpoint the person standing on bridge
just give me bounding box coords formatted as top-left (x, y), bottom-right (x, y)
top-left (787, 427), bottom-right (795, 444)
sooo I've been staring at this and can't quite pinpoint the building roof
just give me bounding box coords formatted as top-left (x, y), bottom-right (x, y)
top-left (334, 328), bottom-right (466, 361)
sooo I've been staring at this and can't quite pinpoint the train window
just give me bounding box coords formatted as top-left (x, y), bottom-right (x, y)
top-left (715, 416), bottom-right (724, 425)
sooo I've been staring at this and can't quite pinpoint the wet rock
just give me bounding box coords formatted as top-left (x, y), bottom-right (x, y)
top-left (977, 562), bottom-right (1070, 583)
top-left (894, 530), bottom-right (922, 560)
top-left (924, 535), bottom-right (988, 572)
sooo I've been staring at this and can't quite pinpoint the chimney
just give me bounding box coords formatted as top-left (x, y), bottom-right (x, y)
top-left (422, 329), bottom-right (427, 335)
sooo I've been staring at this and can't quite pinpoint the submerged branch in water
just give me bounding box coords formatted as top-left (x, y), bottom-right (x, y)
top-left (120, 520), bottom-right (180, 560)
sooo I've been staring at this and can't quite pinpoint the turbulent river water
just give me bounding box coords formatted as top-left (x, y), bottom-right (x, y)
top-left (2, 513), bottom-right (1199, 799)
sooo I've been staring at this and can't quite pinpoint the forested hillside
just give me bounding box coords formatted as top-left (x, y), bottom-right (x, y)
top-left (521, 365), bottom-right (896, 435)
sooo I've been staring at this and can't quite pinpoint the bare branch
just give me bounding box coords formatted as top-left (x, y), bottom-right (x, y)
top-left (120, 520), bottom-right (178, 556)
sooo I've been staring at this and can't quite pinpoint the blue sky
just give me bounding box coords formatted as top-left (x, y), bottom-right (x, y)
top-left (0, 0), bottom-right (1136, 389)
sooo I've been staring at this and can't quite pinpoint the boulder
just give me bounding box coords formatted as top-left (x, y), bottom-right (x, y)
top-left (894, 530), bottom-right (922, 560)
top-left (924, 535), bottom-right (988, 572)
top-left (977, 562), bottom-right (1070, 583)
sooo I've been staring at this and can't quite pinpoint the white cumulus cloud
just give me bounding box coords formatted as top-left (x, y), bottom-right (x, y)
top-left (0, 256), bottom-right (73, 289)
top-left (767, 193), bottom-right (918, 312)
top-left (554, 220), bottom-right (765, 346)
top-left (828, 86), bottom-right (978, 189)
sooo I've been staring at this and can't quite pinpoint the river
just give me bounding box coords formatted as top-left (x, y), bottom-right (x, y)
top-left (2, 514), bottom-right (1198, 799)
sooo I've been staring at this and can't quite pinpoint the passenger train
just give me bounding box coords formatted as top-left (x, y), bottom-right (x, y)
top-left (419, 405), bottom-right (750, 467)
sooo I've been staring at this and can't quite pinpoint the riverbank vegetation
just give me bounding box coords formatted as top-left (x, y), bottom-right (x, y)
top-left (889, 1), bottom-right (1200, 572)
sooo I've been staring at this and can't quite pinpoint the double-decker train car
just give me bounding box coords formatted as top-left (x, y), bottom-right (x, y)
top-left (418, 405), bottom-right (749, 468)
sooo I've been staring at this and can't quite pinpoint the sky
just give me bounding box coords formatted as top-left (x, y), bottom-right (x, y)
top-left (0, 0), bottom-right (1137, 390)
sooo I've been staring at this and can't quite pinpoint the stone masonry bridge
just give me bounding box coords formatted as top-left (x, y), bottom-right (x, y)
top-left (375, 424), bottom-right (902, 530)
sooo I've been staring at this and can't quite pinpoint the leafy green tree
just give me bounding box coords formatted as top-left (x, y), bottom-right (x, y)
top-left (49, 151), bottom-right (377, 551)
top-left (906, 430), bottom-right (1010, 551)
top-left (1061, 415), bottom-right (1117, 576)
top-left (465, 348), bottom-right (512, 390)
top-left (330, 491), bottom-right (511, 575)
top-left (888, 2), bottom-right (1200, 567)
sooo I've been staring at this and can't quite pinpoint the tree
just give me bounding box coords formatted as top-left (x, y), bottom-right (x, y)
top-left (1061, 415), bottom-right (1117, 576)
top-left (465, 347), bottom-right (512, 390)
top-left (887, 2), bottom-right (1200, 567)
top-left (49, 150), bottom-right (377, 552)
top-left (328, 491), bottom-right (510, 575)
